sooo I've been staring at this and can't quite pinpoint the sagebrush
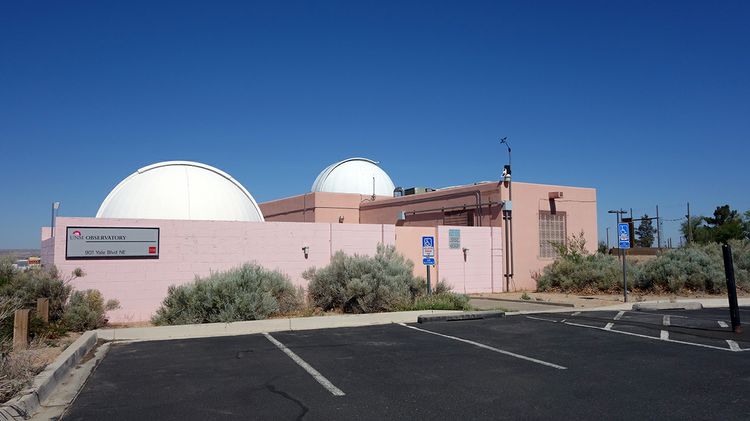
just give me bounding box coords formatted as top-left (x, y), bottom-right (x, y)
top-left (64, 290), bottom-right (121, 331)
top-left (305, 245), bottom-right (470, 313)
top-left (152, 264), bottom-right (302, 325)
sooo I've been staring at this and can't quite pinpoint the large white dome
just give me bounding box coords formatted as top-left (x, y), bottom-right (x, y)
top-left (311, 158), bottom-right (396, 196)
top-left (96, 161), bottom-right (264, 222)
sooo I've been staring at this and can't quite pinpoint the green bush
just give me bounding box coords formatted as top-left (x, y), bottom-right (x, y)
top-left (304, 245), bottom-right (470, 313)
top-left (536, 253), bottom-right (625, 292)
top-left (63, 290), bottom-right (120, 331)
top-left (152, 264), bottom-right (302, 325)
top-left (8, 267), bottom-right (72, 322)
top-left (637, 240), bottom-right (749, 293)
top-left (304, 244), bottom-right (424, 313)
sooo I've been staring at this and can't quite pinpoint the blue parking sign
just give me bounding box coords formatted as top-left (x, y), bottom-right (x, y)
top-left (618, 223), bottom-right (630, 249)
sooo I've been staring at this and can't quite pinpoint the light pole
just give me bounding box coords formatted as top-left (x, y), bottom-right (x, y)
top-left (500, 137), bottom-right (513, 291)
top-left (51, 202), bottom-right (60, 237)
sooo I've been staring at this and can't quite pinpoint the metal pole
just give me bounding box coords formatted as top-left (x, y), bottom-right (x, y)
top-left (606, 227), bottom-right (610, 250)
top-left (656, 205), bottom-right (661, 249)
top-left (687, 202), bottom-right (692, 244)
top-left (427, 265), bottom-right (432, 295)
top-left (722, 244), bottom-right (742, 333)
top-left (622, 248), bottom-right (628, 302)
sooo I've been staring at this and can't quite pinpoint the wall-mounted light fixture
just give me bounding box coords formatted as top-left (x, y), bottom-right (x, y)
top-left (397, 211), bottom-right (406, 221)
top-left (302, 246), bottom-right (310, 259)
top-left (338, 216), bottom-right (345, 223)
top-left (462, 247), bottom-right (469, 262)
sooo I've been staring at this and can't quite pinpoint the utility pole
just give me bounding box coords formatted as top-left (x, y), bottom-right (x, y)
top-left (686, 202), bottom-right (692, 244)
top-left (656, 205), bottom-right (661, 249)
top-left (606, 227), bottom-right (610, 250)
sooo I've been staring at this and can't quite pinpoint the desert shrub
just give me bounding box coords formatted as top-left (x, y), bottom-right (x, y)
top-left (728, 239), bottom-right (750, 290)
top-left (637, 240), bottom-right (750, 293)
top-left (63, 290), bottom-right (120, 331)
top-left (9, 268), bottom-right (72, 323)
top-left (536, 253), bottom-right (625, 292)
top-left (152, 263), bottom-right (302, 325)
top-left (304, 244), bottom-right (424, 313)
top-left (537, 231), bottom-right (630, 293)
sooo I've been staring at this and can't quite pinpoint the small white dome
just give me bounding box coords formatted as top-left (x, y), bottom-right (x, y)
top-left (311, 158), bottom-right (396, 196)
top-left (96, 161), bottom-right (264, 222)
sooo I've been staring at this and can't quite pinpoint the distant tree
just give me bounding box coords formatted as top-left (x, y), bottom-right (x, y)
top-left (743, 210), bottom-right (750, 240)
top-left (635, 214), bottom-right (655, 247)
top-left (680, 216), bottom-right (712, 244)
top-left (704, 205), bottom-right (744, 244)
top-left (681, 205), bottom-right (745, 245)
top-left (597, 241), bottom-right (608, 254)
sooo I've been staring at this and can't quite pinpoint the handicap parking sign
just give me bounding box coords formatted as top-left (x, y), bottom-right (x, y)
top-left (422, 236), bottom-right (435, 257)
top-left (618, 223), bottom-right (630, 249)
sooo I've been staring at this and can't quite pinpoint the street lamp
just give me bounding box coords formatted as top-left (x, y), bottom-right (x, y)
top-left (51, 202), bottom-right (60, 237)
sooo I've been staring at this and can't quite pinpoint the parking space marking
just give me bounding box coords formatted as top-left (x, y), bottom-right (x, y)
top-left (398, 323), bottom-right (567, 370)
top-left (525, 315), bottom-right (560, 323)
top-left (571, 312), bottom-right (580, 316)
top-left (604, 323), bottom-right (614, 330)
top-left (718, 321), bottom-right (729, 328)
top-left (662, 315), bottom-right (671, 326)
top-left (263, 333), bottom-right (346, 396)
top-left (563, 321), bottom-right (738, 352)
top-left (613, 311), bottom-right (625, 320)
top-left (726, 340), bottom-right (741, 351)
top-left (660, 330), bottom-right (669, 340)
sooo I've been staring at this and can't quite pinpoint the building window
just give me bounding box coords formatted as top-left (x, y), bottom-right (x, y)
top-left (539, 211), bottom-right (566, 258)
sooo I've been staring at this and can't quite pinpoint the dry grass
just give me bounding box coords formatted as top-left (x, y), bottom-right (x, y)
top-left (0, 333), bottom-right (79, 403)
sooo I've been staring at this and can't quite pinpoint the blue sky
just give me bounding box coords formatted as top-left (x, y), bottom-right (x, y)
top-left (1, 1), bottom-right (749, 249)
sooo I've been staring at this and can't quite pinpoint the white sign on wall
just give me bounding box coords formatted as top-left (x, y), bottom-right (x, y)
top-left (66, 227), bottom-right (160, 260)
top-left (449, 229), bottom-right (461, 249)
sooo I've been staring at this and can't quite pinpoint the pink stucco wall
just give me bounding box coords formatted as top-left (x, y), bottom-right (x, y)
top-left (508, 182), bottom-right (597, 290)
top-left (47, 217), bottom-right (508, 322)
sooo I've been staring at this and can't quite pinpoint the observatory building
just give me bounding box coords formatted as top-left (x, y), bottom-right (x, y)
top-left (41, 157), bottom-right (596, 322)
top-left (96, 161), bottom-right (264, 222)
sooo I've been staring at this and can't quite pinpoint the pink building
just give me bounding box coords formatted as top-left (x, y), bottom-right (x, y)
top-left (41, 159), bottom-right (597, 322)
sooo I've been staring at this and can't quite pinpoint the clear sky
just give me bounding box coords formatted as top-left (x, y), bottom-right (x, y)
top-left (1, 1), bottom-right (749, 249)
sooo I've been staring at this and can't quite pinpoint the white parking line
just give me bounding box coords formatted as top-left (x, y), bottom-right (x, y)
top-left (263, 333), bottom-right (345, 396)
top-left (662, 315), bottom-right (671, 326)
top-left (660, 330), bottom-right (669, 340)
top-left (604, 323), bottom-right (614, 330)
top-left (563, 321), bottom-right (740, 352)
top-left (525, 316), bottom-right (559, 323)
top-left (718, 321), bottom-right (729, 328)
top-left (398, 323), bottom-right (567, 370)
top-left (614, 311), bottom-right (625, 320)
top-left (571, 312), bottom-right (581, 316)
top-left (726, 340), bottom-right (741, 351)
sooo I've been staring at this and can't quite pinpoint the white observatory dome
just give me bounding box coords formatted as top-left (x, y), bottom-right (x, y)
top-left (96, 161), bottom-right (264, 222)
top-left (311, 158), bottom-right (396, 196)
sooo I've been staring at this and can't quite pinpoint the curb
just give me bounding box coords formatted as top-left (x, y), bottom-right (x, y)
top-left (97, 310), bottom-right (466, 342)
top-left (632, 302), bottom-right (704, 311)
top-left (0, 331), bottom-right (98, 420)
top-left (471, 297), bottom-right (575, 308)
top-left (418, 310), bottom-right (505, 323)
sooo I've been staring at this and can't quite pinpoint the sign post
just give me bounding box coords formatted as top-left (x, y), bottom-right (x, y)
top-left (618, 223), bottom-right (630, 302)
top-left (422, 236), bottom-right (435, 295)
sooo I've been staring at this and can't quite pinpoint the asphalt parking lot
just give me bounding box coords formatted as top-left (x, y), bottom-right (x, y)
top-left (64, 307), bottom-right (750, 420)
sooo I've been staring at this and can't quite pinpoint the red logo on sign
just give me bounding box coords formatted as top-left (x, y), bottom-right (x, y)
top-left (148, 246), bottom-right (157, 254)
